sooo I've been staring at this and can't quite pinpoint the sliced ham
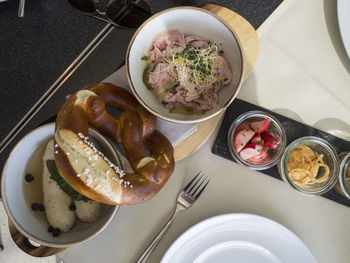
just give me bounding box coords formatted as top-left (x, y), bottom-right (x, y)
top-left (148, 29), bottom-right (185, 61)
top-left (185, 35), bottom-right (202, 43)
top-left (150, 47), bottom-right (163, 61)
top-left (184, 83), bottom-right (203, 101)
top-left (185, 35), bottom-right (208, 50)
top-left (190, 40), bottom-right (209, 50)
top-left (164, 84), bottom-right (218, 112)
top-left (145, 29), bottom-right (233, 112)
top-left (163, 88), bottom-right (187, 104)
top-left (213, 56), bottom-right (233, 85)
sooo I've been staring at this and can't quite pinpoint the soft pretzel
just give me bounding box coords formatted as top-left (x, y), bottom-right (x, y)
top-left (54, 83), bottom-right (175, 205)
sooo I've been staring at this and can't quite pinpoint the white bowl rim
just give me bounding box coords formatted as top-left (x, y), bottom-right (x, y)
top-left (126, 6), bottom-right (246, 123)
top-left (1, 123), bottom-right (119, 248)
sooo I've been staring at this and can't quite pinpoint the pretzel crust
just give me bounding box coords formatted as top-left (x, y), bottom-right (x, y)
top-left (54, 83), bottom-right (175, 205)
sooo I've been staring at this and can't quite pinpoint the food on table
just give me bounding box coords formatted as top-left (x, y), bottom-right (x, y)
top-left (143, 29), bottom-right (233, 113)
top-left (31, 203), bottom-right (44, 211)
top-left (42, 140), bottom-right (76, 232)
top-left (75, 200), bottom-right (102, 223)
top-left (69, 204), bottom-right (76, 211)
top-left (250, 133), bottom-right (262, 144)
top-left (261, 131), bottom-right (280, 150)
top-left (248, 148), bottom-right (269, 164)
top-left (335, 152), bottom-right (350, 196)
top-left (239, 143), bottom-right (263, 161)
top-left (54, 83), bottom-right (175, 205)
top-left (41, 139), bottom-right (103, 235)
top-left (287, 145), bottom-right (330, 187)
top-left (343, 156), bottom-right (350, 188)
top-left (250, 119), bottom-right (270, 133)
top-left (52, 228), bottom-right (61, 237)
top-left (25, 173), bottom-right (34, 183)
top-left (234, 129), bottom-right (255, 153)
top-left (233, 118), bottom-right (280, 163)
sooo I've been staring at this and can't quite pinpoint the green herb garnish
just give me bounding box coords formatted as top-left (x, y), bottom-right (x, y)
top-left (180, 46), bottom-right (189, 57)
top-left (164, 43), bottom-right (226, 91)
top-left (46, 160), bottom-right (90, 202)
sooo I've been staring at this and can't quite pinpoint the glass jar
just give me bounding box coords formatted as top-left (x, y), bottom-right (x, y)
top-left (227, 110), bottom-right (287, 170)
top-left (334, 152), bottom-right (350, 199)
top-left (279, 136), bottom-right (340, 195)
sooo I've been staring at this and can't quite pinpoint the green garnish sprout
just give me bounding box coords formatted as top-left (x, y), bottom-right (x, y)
top-left (163, 43), bottom-right (227, 92)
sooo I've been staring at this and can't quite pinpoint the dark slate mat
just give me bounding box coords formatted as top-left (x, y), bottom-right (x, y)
top-left (212, 98), bottom-right (350, 208)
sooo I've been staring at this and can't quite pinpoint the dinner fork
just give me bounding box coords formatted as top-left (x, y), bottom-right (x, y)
top-left (137, 171), bottom-right (210, 263)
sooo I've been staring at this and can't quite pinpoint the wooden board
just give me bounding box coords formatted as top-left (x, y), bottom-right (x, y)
top-left (174, 3), bottom-right (260, 161)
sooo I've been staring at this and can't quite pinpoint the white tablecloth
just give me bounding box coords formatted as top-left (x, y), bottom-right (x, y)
top-left (2, 0), bottom-right (350, 262)
top-left (59, 1), bottom-right (350, 262)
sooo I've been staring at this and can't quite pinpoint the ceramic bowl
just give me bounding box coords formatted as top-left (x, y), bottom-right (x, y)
top-left (1, 123), bottom-right (120, 248)
top-left (126, 6), bottom-right (245, 123)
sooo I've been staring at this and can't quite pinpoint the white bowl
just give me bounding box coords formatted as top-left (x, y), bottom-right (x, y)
top-left (1, 123), bottom-right (120, 248)
top-left (126, 6), bottom-right (245, 123)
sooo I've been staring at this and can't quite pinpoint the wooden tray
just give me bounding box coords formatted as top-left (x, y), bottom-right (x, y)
top-left (174, 3), bottom-right (259, 160)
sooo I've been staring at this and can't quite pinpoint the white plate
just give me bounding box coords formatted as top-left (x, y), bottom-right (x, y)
top-left (338, 0), bottom-right (350, 58)
top-left (161, 214), bottom-right (316, 263)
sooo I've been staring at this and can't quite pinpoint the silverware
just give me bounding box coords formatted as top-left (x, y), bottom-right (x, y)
top-left (18, 0), bottom-right (25, 17)
top-left (137, 171), bottom-right (210, 263)
top-left (64, 0), bottom-right (152, 29)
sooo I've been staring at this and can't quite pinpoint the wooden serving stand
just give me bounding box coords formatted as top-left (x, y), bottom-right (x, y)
top-left (5, 3), bottom-right (259, 258)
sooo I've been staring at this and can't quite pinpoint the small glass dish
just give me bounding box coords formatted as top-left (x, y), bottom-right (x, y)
top-left (227, 110), bottom-right (287, 170)
top-left (337, 152), bottom-right (350, 199)
top-left (279, 136), bottom-right (340, 195)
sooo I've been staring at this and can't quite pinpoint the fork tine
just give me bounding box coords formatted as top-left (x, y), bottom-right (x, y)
top-left (186, 172), bottom-right (204, 194)
top-left (190, 175), bottom-right (207, 196)
top-left (194, 178), bottom-right (210, 200)
top-left (184, 171), bottom-right (202, 192)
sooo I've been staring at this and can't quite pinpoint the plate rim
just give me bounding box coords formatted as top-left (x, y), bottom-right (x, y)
top-left (161, 213), bottom-right (317, 263)
top-left (337, 0), bottom-right (350, 58)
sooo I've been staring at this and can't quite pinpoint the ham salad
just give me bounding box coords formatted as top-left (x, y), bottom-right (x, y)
top-left (143, 29), bottom-right (233, 113)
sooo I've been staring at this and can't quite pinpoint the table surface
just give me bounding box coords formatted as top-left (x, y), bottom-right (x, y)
top-left (2, 0), bottom-right (350, 262)
top-left (0, 0), bottom-right (281, 163)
